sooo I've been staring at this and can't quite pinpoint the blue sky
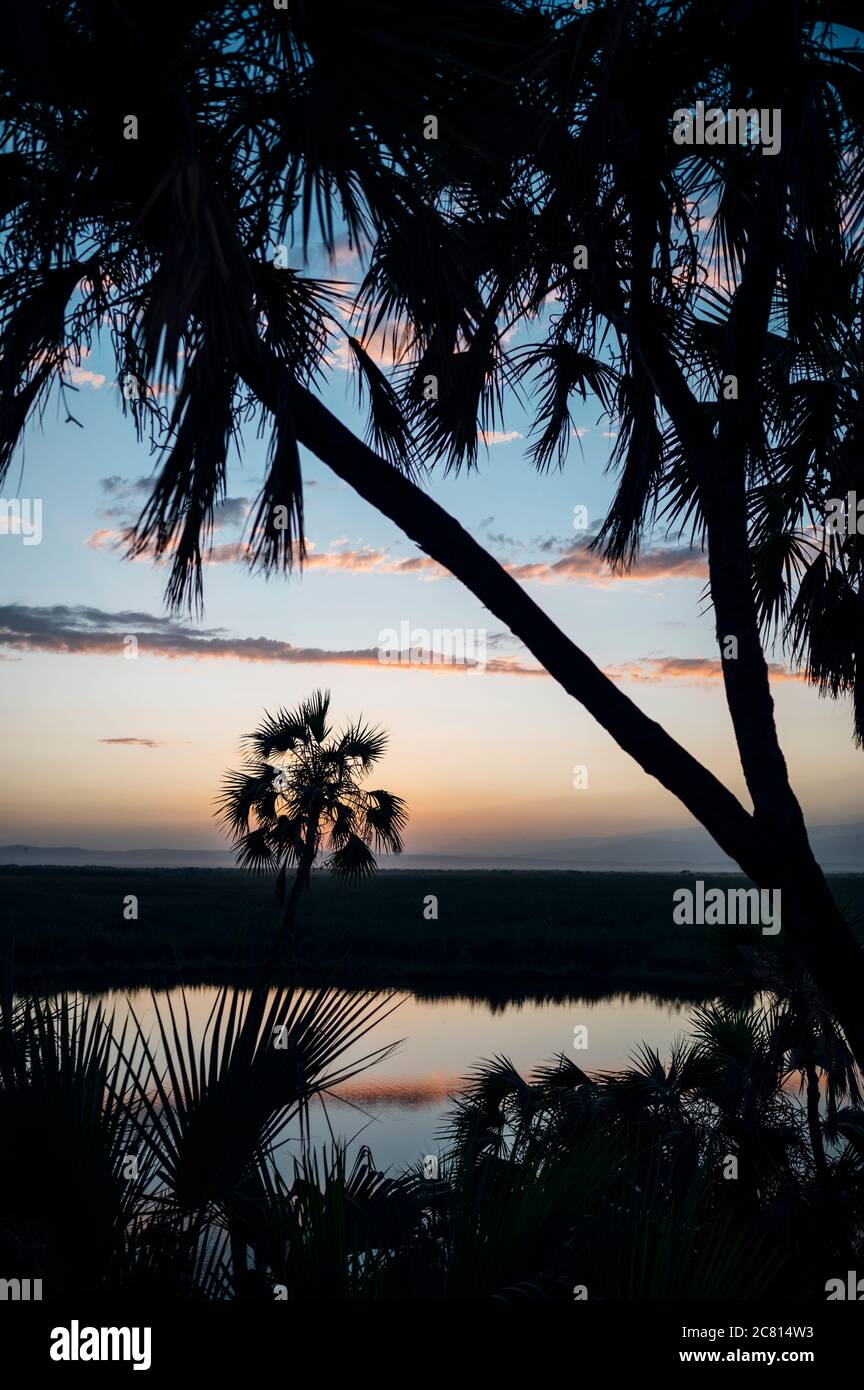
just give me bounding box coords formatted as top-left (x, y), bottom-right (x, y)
top-left (0, 243), bottom-right (860, 853)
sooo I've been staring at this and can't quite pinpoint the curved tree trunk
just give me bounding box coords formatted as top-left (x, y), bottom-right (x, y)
top-left (238, 352), bottom-right (864, 1066)
top-left (620, 149), bottom-right (864, 1067)
top-left (242, 354), bottom-right (764, 875)
top-left (626, 329), bottom-right (864, 1064)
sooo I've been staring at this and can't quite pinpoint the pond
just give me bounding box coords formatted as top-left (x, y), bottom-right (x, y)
top-left (94, 984), bottom-right (696, 1172)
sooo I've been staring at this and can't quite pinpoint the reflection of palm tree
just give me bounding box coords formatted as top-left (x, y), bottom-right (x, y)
top-left (217, 689), bottom-right (407, 951)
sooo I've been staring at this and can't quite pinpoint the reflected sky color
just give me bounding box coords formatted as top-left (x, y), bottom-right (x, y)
top-left (98, 985), bottom-right (693, 1171)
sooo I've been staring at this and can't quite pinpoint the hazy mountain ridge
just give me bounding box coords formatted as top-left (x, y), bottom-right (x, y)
top-left (3, 823), bottom-right (862, 871)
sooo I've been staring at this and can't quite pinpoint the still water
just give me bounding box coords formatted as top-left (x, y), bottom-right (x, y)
top-left (95, 985), bottom-right (695, 1172)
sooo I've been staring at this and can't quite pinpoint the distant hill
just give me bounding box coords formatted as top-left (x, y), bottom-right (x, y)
top-left (2, 823), bottom-right (862, 871)
top-left (0, 844), bottom-right (236, 869)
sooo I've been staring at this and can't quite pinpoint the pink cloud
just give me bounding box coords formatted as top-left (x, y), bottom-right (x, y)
top-left (506, 543), bottom-right (709, 587)
top-left (85, 529), bottom-right (450, 579)
top-left (87, 526), bottom-right (709, 592)
top-left (478, 429), bottom-right (523, 445)
top-left (68, 367), bottom-right (106, 390)
top-left (0, 605), bottom-right (801, 687)
top-left (606, 656), bottom-right (800, 685)
top-left (0, 603), bottom-right (540, 676)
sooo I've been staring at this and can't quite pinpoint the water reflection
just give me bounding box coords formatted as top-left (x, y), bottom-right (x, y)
top-left (92, 984), bottom-right (696, 1170)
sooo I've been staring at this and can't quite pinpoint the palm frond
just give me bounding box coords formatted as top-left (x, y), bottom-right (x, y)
top-left (362, 790), bottom-right (409, 854)
top-left (326, 833), bottom-right (377, 881)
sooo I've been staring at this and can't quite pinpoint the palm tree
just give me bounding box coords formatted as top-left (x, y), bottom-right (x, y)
top-left (3, 3), bottom-right (864, 1055)
top-left (0, 984), bottom-right (401, 1299)
top-left (216, 690), bottom-right (407, 950)
top-left (467, 1), bottom-right (864, 1060)
top-left (4, 984), bottom-right (864, 1301)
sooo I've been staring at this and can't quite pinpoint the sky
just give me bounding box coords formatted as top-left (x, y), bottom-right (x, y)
top-left (1, 242), bottom-right (861, 856)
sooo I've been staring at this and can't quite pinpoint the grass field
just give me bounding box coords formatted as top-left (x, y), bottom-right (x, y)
top-left (3, 866), bottom-right (864, 1000)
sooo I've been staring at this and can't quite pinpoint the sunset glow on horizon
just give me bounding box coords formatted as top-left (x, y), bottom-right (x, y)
top-left (1, 245), bottom-right (861, 856)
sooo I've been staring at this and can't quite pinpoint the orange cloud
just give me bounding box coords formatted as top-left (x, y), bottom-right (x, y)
top-left (0, 604), bottom-right (540, 676)
top-left (85, 529), bottom-right (451, 579)
top-left (87, 527), bottom-right (706, 589)
top-left (6, 603), bottom-right (811, 689)
top-left (506, 543), bottom-right (708, 586)
top-left (605, 656), bottom-right (801, 685)
top-left (0, 605), bottom-right (803, 687)
top-left (478, 429), bottom-right (523, 445)
top-left (328, 317), bottom-right (413, 371)
top-left (98, 737), bottom-right (170, 748)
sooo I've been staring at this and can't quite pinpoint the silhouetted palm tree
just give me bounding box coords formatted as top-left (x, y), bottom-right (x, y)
top-left (2, 3), bottom-right (864, 1054)
top-left (5, 986), bottom-right (864, 1301)
top-left (0, 984), bottom-right (401, 1299)
top-left (456, 0), bottom-right (864, 1057)
top-left (217, 690), bottom-right (407, 947)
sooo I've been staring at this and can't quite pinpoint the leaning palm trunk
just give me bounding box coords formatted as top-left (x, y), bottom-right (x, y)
top-left (244, 363), bottom-right (764, 877)
top-left (616, 172), bottom-right (864, 1067)
top-left (237, 359), bottom-right (864, 1069)
top-left (3, 0), bottom-right (861, 1063)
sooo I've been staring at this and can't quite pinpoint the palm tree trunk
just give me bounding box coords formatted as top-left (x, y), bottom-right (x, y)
top-left (281, 833), bottom-right (316, 959)
top-left (280, 872), bottom-right (304, 961)
top-left (626, 341), bottom-right (864, 1049)
top-left (241, 356), bottom-right (764, 877)
top-left (620, 178), bottom-right (864, 1066)
top-left (280, 865), bottom-right (305, 964)
top-left (238, 354), bottom-right (864, 1066)
top-left (281, 869), bottom-right (305, 934)
top-left (259, 835), bottom-right (316, 983)
top-left (805, 1062), bottom-right (829, 1184)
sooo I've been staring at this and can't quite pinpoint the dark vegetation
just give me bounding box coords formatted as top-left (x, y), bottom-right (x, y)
top-left (4, 867), bottom-right (864, 1000)
top-left (3, 0), bottom-right (864, 1057)
top-left (3, 1), bottom-right (864, 1303)
top-left (2, 984), bottom-right (863, 1301)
